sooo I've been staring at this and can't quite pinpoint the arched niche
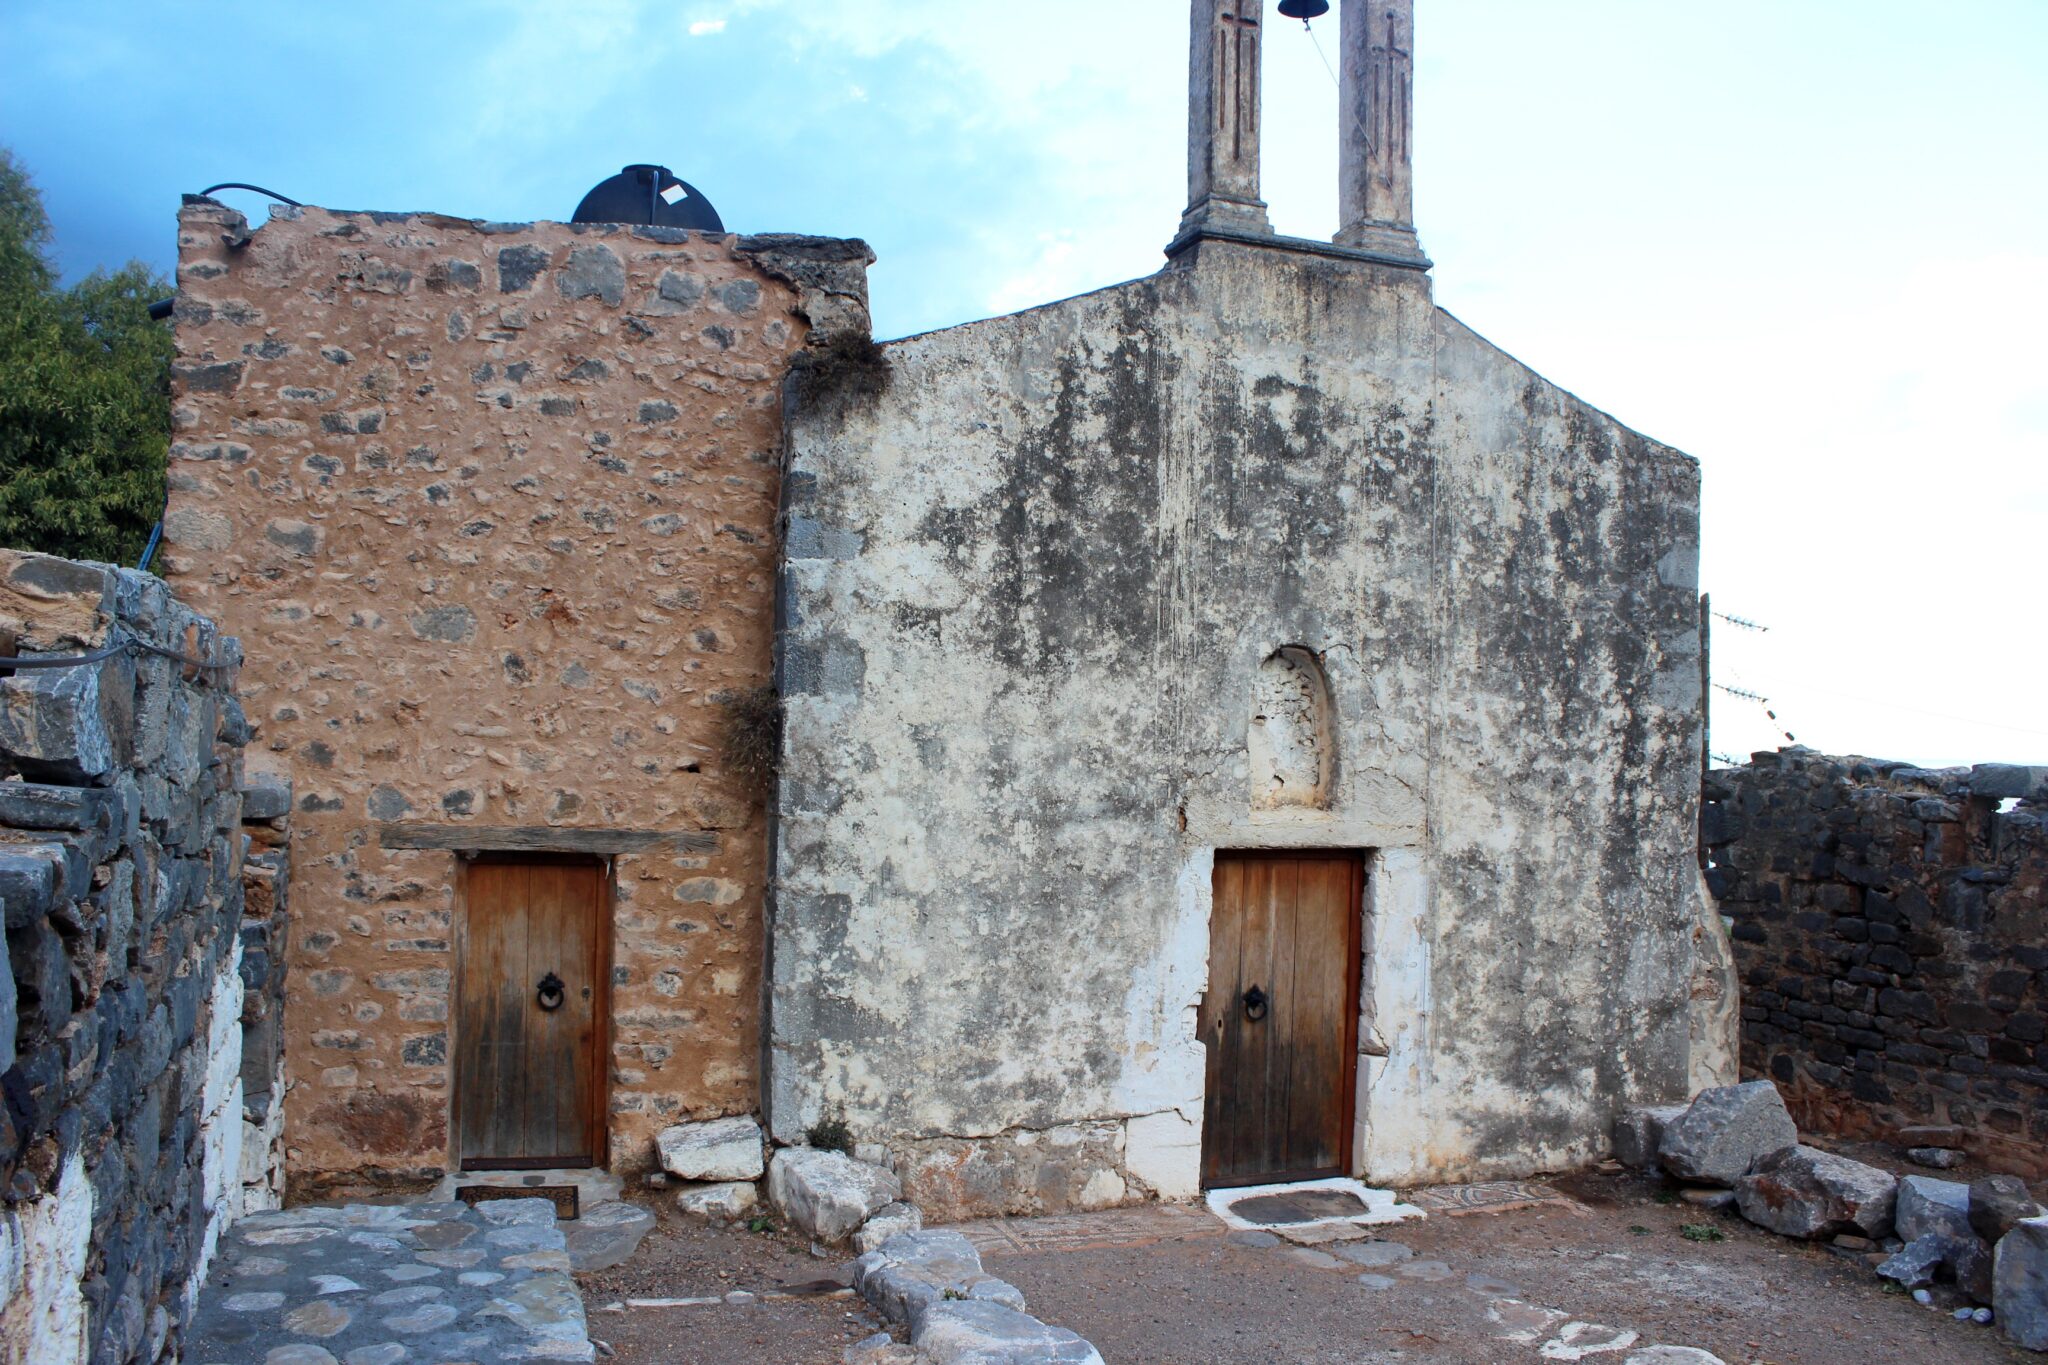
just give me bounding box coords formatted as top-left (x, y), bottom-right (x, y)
top-left (1249, 646), bottom-right (1333, 810)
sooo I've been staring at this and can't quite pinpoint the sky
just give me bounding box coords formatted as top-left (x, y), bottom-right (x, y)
top-left (3, 0), bottom-right (2043, 769)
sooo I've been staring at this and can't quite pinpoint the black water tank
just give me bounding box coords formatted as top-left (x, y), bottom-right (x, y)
top-left (572, 164), bottom-right (724, 231)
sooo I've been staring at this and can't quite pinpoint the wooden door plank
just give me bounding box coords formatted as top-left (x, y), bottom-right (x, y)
top-left (491, 861), bottom-right (531, 1162)
top-left (1260, 856), bottom-right (1300, 1179)
top-left (531, 861), bottom-right (579, 1160)
top-left (1285, 856), bottom-right (1352, 1172)
top-left (1201, 856), bottom-right (1246, 1187)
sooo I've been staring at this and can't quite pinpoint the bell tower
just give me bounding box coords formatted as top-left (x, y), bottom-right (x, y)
top-left (1336, 0), bottom-right (1426, 263)
top-left (1170, 0), bottom-right (1429, 270)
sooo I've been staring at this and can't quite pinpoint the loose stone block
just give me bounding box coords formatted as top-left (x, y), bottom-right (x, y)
top-left (852, 1201), bottom-right (924, 1255)
top-left (674, 1181), bottom-right (758, 1221)
top-left (1614, 1104), bottom-right (1686, 1170)
top-left (769, 1147), bottom-right (901, 1244)
top-left (562, 1200), bottom-right (655, 1272)
top-left (1733, 1145), bottom-right (1896, 1239)
top-left (656, 1114), bottom-right (765, 1182)
top-left (851, 1229), bottom-right (1022, 1333)
top-left (1998, 1217), bottom-right (2048, 1350)
top-left (910, 1301), bottom-right (1105, 1365)
top-left (1897, 1175), bottom-right (1973, 1242)
top-left (1657, 1082), bottom-right (1798, 1187)
top-left (1907, 1147), bottom-right (1966, 1170)
top-left (1971, 1175), bottom-right (2044, 1246)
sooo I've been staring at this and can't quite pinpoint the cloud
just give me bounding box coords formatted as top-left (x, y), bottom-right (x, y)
top-left (689, 19), bottom-right (726, 36)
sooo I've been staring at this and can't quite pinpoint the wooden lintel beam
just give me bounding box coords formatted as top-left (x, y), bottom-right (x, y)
top-left (376, 824), bottom-right (720, 855)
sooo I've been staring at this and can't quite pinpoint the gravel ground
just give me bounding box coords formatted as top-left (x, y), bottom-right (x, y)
top-left (571, 1163), bottom-right (2036, 1364)
top-left (984, 1170), bottom-right (2032, 1365)
top-left (576, 1198), bottom-right (883, 1365)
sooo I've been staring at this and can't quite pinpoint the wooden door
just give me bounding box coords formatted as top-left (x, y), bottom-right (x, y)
top-left (456, 857), bottom-right (607, 1169)
top-left (1200, 850), bottom-right (1363, 1188)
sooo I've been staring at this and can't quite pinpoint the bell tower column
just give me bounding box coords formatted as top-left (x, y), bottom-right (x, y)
top-left (1179, 0), bottom-right (1273, 239)
top-left (1336, 0), bottom-right (1428, 263)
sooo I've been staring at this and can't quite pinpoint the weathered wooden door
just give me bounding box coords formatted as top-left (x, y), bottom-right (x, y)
top-left (1200, 850), bottom-right (1363, 1188)
top-left (456, 857), bottom-right (607, 1169)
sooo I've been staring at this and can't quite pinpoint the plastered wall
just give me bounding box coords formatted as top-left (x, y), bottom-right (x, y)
top-left (774, 239), bottom-right (1718, 1215)
top-left (163, 200), bottom-right (870, 1185)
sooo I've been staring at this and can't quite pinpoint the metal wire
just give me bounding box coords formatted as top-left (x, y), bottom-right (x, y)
top-left (198, 182), bottom-right (303, 208)
top-left (0, 634), bottom-right (232, 675)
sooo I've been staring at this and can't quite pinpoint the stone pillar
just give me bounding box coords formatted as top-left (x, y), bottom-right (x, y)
top-left (1179, 0), bottom-right (1272, 238)
top-left (1336, 0), bottom-right (1428, 263)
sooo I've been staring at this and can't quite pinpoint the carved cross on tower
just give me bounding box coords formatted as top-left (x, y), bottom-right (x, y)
top-left (1180, 0), bottom-right (1272, 238)
top-left (1336, 0), bottom-right (1426, 262)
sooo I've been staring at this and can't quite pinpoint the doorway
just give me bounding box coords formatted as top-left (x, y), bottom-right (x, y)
top-left (1200, 849), bottom-right (1363, 1188)
top-left (455, 855), bottom-right (609, 1170)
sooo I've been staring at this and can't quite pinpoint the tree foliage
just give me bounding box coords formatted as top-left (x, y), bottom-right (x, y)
top-left (0, 148), bottom-right (172, 566)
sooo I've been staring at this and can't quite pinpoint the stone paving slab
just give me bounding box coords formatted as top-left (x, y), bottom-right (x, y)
top-left (187, 1197), bottom-right (594, 1364)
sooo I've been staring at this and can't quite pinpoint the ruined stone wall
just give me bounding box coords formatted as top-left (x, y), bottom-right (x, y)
top-left (773, 238), bottom-right (1716, 1216)
top-left (1705, 748), bottom-right (2048, 1174)
top-left (162, 200), bottom-right (870, 1187)
top-left (0, 549), bottom-right (286, 1365)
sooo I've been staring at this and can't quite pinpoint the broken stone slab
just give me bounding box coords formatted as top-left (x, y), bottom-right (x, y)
top-left (852, 1201), bottom-right (922, 1255)
top-left (844, 1331), bottom-right (920, 1363)
top-left (1621, 1350), bottom-right (1728, 1365)
top-left (657, 1115), bottom-right (765, 1182)
top-left (1334, 1240), bottom-right (1413, 1268)
top-left (1613, 1104), bottom-right (1687, 1170)
top-left (1733, 1145), bottom-right (1896, 1240)
top-left (1897, 1175), bottom-right (1973, 1242)
top-left (769, 1147), bottom-right (901, 1244)
top-left (1877, 1233), bottom-right (1954, 1289)
top-left (1998, 1217), bottom-right (2048, 1351)
top-left (851, 1229), bottom-right (1024, 1333)
top-left (1971, 1175), bottom-right (2044, 1245)
top-left (562, 1201), bottom-right (656, 1272)
top-left (1898, 1125), bottom-right (1967, 1148)
top-left (472, 1196), bottom-right (559, 1228)
top-left (1656, 1082), bottom-right (1798, 1187)
top-left (675, 1180), bottom-right (758, 1222)
top-left (910, 1301), bottom-right (1105, 1365)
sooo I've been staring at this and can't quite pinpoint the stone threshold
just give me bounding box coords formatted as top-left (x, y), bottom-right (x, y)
top-left (1205, 1176), bottom-right (1427, 1245)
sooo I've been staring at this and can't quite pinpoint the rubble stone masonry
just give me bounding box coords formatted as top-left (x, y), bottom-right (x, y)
top-left (0, 549), bottom-right (287, 1364)
top-left (1704, 748), bottom-right (2048, 1174)
top-left (161, 199), bottom-right (870, 1188)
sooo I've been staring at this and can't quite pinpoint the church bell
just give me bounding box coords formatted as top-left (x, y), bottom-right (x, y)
top-left (1276, 0), bottom-right (1331, 20)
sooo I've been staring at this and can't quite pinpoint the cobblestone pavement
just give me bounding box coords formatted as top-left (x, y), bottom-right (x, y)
top-left (187, 1198), bottom-right (593, 1364)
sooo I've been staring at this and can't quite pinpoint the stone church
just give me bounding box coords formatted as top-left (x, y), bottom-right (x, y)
top-left (158, 0), bottom-right (1734, 1213)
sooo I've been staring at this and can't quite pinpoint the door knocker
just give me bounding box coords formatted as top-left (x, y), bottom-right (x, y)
top-left (536, 972), bottom-right (566, 1012)
top-left (1242, 984), bottom-right (1269, 1022)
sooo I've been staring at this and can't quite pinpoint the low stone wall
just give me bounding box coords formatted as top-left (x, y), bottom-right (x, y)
top-left (1703, 747), bottom-right (2048, 1173)
top-left (0, 549), bottom-right (289, 1364)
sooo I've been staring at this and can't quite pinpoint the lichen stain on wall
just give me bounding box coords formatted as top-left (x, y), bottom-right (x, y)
top-left (165, 203), bottom-right (813, 1184)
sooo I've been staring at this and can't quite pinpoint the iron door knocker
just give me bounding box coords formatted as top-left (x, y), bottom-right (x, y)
top-left (536, 972), bottom-right (566, 1012)
top-left (1243, 984), bottom-right (1269, 1022)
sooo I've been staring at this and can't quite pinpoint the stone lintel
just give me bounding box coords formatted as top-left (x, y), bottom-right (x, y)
top-left (1164, 221), bottom-right (1433, 273)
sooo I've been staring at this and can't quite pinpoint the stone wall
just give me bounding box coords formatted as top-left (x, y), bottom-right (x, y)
top-left (773, 236), bottom-right (1722, 1215)
top-left (162, 199), bottom-right (871, 1187)
top-left (0, 548), bottom-right (287, 1365)
top-left (1704, 748), bottom-right (2048, 1174)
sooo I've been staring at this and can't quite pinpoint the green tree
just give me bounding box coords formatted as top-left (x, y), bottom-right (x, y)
top-left (0, 148), bottom-right (171, 566)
